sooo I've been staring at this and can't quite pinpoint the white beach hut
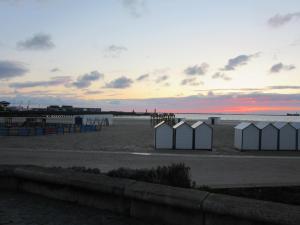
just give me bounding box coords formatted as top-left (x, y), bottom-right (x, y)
top-left (192, 121), bottom-right (213, 150)
top-left (291, 122), bottom-right (300, 151)
top-left (154, 121), bottom-right (173, 149)
top-left (256, 122), bottom-right (278, 151)
top-left (173, 121), bottom-right (193, 149)
top-left (234, 122), bottom-right (260, 150)
top-left (273, 122), bottom-right (297, 150)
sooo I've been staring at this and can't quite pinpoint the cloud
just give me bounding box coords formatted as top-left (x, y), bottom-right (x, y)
top-left (72, 71), bottom-right (104, 88)
top-left (152, 68), bottom-right (170, 75)
top-left (121, 0), bottom-right (146, 18)
top-left (269, 62), bottom-right (295, 73)
top-left (155, 75), bottom-right (169, 83)
top-left (104, 76), bottom-right (133, 89)
top-left (10, 90), bottom-right (78, 99)
top-left (181, 77), bottom-right (203, 86)
top-left (212, 72), bottom-right (232, 81)
top-left (84, 90), bottom-right (103, 95)
top-left (105, 45), bottom-right (127, 57)
top-left (50, 68), bottom-right (60, 72)
top-left (196, 86), bottom-right (300, 93)
top-left (222, 53), bottom-right (259, 71)
top-left (108, 100), bottom-right (121, 105)
top-left (184, 63), bottom-right (209, 76)
top-left (136, 73), bottom-right (149, 81)
top-left (0, 0), bottom-right (46, 5)
top-left (290, 39), bottom-right (300, 46)
top-left (268, 12), bottom-right (300, 27)
top-left (10, 76), bottom-right (71, 88)
top-left (268, 85), bottom-right (300, 90)
top-left (0, 60), bottom-right (28, 80)
top-left (196, 88), bottom-right (264, 92)
top-left (17, 33), bottom-right (55, 50)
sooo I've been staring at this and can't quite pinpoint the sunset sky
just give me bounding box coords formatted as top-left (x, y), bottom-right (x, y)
top-left (1, 0), bottom-right (300, 113)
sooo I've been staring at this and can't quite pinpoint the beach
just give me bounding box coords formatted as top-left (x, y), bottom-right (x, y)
top-left (1, 118), bottom-right (299, 156)
top-left (0, 118), bottom-right (236, 153)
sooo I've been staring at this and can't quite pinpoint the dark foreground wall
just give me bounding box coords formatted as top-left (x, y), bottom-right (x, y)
top-left (0, 166), bottom-right (299, 225)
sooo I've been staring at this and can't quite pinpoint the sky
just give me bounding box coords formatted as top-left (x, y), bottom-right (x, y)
top-left (0, 0), bottom-right (300, 114)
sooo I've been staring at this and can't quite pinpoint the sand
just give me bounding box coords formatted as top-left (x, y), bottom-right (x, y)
top-left (0, 118), bottom-right (237, 153)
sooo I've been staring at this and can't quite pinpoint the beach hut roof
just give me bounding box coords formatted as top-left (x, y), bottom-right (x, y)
top-left (191, 121), bottom-right (211, 129)
top-left (273, 122), bottom-right (293, 129)
top-left (291, 122), bottom-right (300, 129)
top-left (154, 121), bottom-right (170, 129)
top-left (255, 122), bottom-right (269, 129)
top-left (234, 122), bottom-right (256, 130)
top-left (173, 121), bottom-right (191, 129)
top-left (256, 122), bottom-right (276, 129)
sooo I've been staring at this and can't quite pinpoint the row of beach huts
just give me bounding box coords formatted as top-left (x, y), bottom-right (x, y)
top-left (155, 121), bottom-right (300, 151)
top-left (235, 122), bottom-right (300, 150)
top-left (155, 121), bottom-right (213, 150)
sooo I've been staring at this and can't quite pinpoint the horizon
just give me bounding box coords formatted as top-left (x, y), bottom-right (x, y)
top-left (1, 0), bottom-right (300, 114)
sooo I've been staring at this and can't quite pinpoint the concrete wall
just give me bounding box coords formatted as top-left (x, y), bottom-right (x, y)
top-left (1, 166), bottom-right (300, 225)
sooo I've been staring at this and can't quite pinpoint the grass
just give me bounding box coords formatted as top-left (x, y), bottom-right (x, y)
top-left (107, 163), bottom-right (195, 188)
top-left (65, 166), bottom-right (101, 174)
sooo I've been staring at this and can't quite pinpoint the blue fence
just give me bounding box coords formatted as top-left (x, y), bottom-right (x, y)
top-left (0, 125), bottom-right (99, 136)
top-left (57, 127), bottom-right (64, 134)
top-left (35, 128), bottom-right (44, 136)
top-left (19, 128), bottom-right (29, 136)
top-left (0, 128), bottom-right (8, 136)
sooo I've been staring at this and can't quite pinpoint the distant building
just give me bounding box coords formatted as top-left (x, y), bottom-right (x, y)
top-left (85, 107), bottom-right (101, 113)
top-left (47, 105), bottom-right (60, 111)
top-left (0, 101), bottom-right (10, 111)
top-left (31, 108), bottom-right (47, 112)
top-left (61, 105), bottom-right (73, 111)
top-left (74, 107), bottom-right (101, 113)
top-left (45, 105), bottom-right (101, 113)
top-left (7, 106), bottom-right (23, 111)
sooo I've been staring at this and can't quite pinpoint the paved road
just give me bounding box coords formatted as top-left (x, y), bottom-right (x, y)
top-left (1, 148), bottom-right (300, 188)
top-left (0, 191), bottom-right (152, 225)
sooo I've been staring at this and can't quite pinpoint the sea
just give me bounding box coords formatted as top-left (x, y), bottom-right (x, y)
top-left (176, 113), bottom-right (300, 123)
top-left (116, 113), bottom-right (300, 123)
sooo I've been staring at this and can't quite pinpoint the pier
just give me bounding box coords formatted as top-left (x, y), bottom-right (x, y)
top-left (150, 113), bottom-right (176, 126)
